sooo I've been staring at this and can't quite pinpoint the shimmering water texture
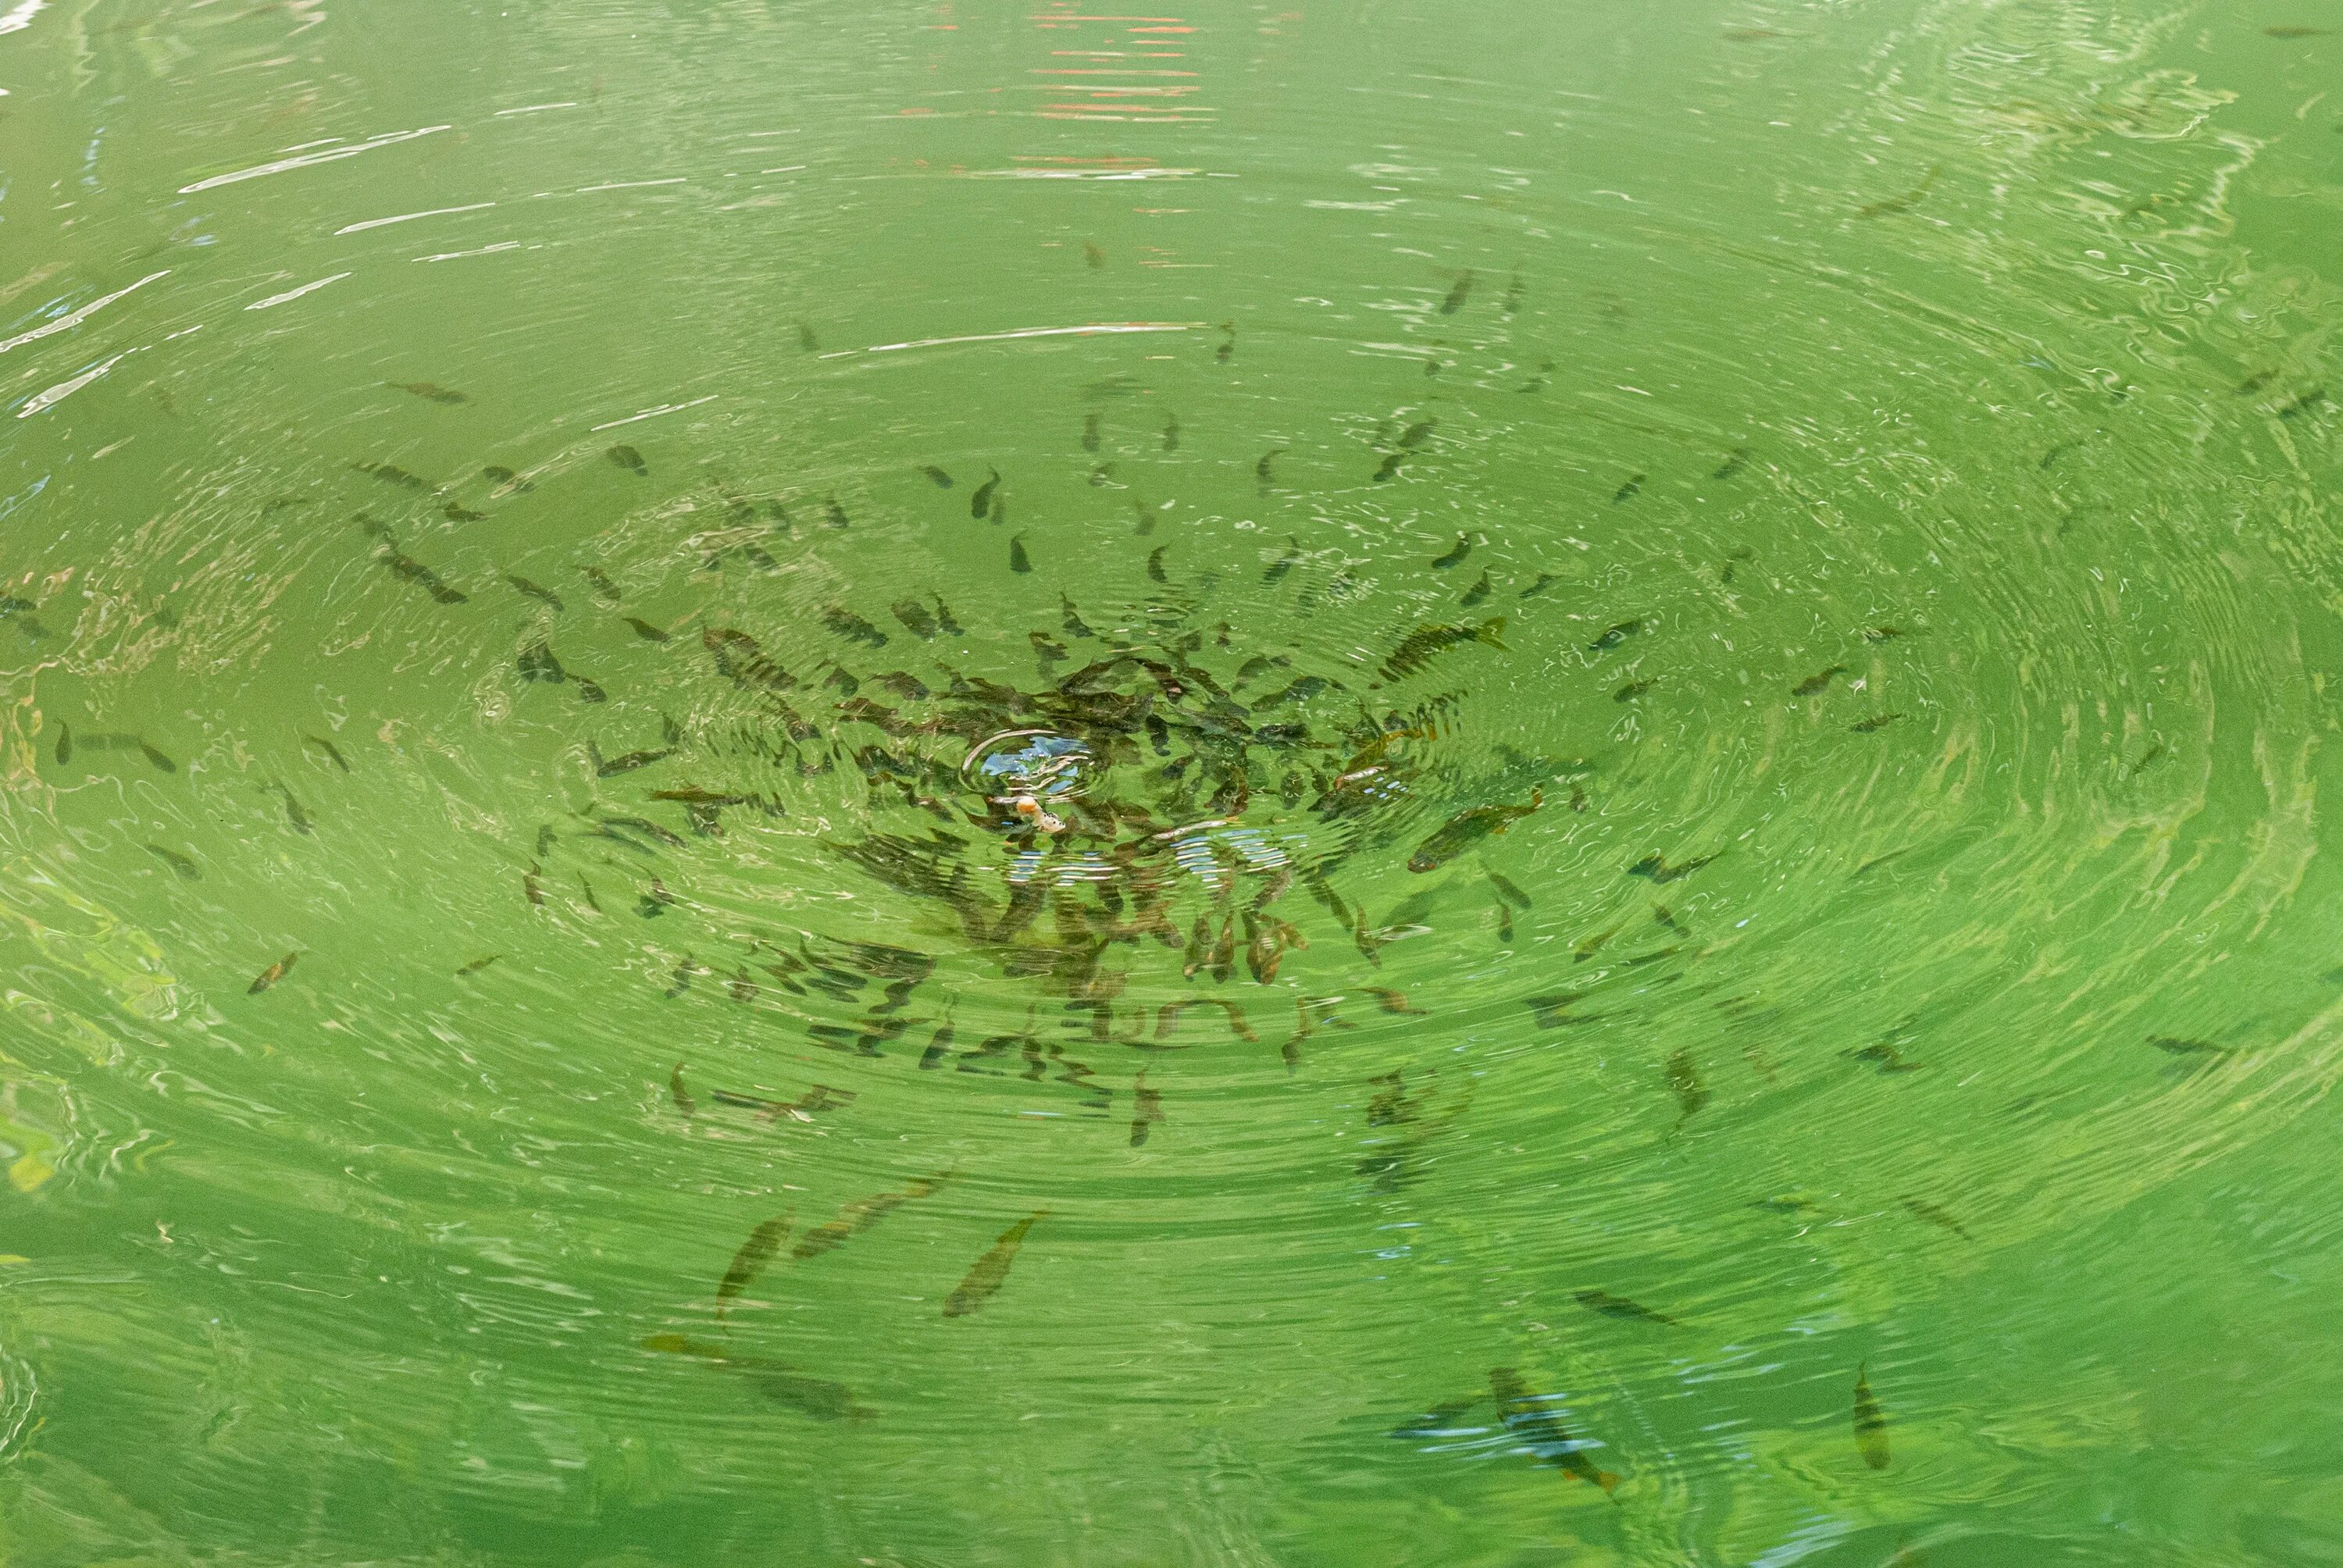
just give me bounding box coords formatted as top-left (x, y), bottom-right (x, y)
top-left (4, 0), bottom-right (2343, 1563)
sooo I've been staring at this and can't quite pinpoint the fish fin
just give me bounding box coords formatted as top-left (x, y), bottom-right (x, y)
top-left (1477, 616), bottom-right (1509, 650)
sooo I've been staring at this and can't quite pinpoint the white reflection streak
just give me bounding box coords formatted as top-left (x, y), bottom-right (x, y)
top-left (590, 395), bottom-right (718, 432)
top-left (0, 0), bottom-right (45, 35)
top-left (178, 125), bottom-right (449, 194)
top-left (245, 272), bottom-right (349, 310)
top-left (829, 322), bottom-right (1201, 358)
top-left (0, 270), bottom-right (168, 354)
top-left (413, 241), bottom-right (524, 262)
top-left (494, 102), bottom-right (577, 116)
top-left (336, 202), bottom-right (495, 234)
top-left (19, 351), bottom-right (129, 418)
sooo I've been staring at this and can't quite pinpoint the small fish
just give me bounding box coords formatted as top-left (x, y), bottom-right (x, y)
top-left (920, 465), bottom-right (954, 489)
top-left (1060, 597), bottom-right (1095, 640)
top-left (1263, 538), bottom-right (1303, 584)
top-left (1853, 1363), bottom-right (1891, 1469)
top-left (943, 1210), bottom-right (1047, 1318)
top-left (1574, 1289), bottom-right (1681, 1327)
top-left (2149, 1035), bottom-right (2234, 1059)
top-left (146, 843), bottom-right (200, 880)
top-left (1376, 618), bottom-right (1507, 683)
top-left (821, 607), bottom-right (889, 649)
top-left (134, 738), bottom-right (177, 774)
top-left (1131, 497), bottom-right (1159, 535)
top-left (669, 1062), bottom-right (696, 1118)
top-left (263, 782), bottom-right (313, 834)
top-left (606, 444), bottom-right (647, 475)
top-left (1089, 462), bottom-right (1117, 489)
top-left (1372, 452), bottom-right (1404, 483)
top-left (2277, 387), bottom-right (2328, 421)
top-left (1083, 241), bottom-right (1107, 269)
top-left (388, 380), bottom-right (468, 403)
top-left (1129, 1071), bottom-right (1164, 1147)
top-left (52, 722), bottom-right (70, 765)
top-left (1713, 447), bottom-right (1749, 480)
top-left (455, 953), bottom-right (501, 977)
top-left (1397, 419), bottom-right (1438, 450)
top-left (248, 951), bottom-right (299, 994)
top-left (1612, 472), bottom-right (1644, 504)
top-left (1850, 712), bottom-right (1904, 733)
top-left (1432, 533), bottom-right (1473, 570)
top-left (2265, 25), bottom-right (2331, 37)
top-left (376, 550), bottom-right (467, 604)
top-left (793, 1176), bottom-right (947, 1261)
top-left (715, 1213), bottom-right (793, 1316)
top-left (1439, 269), bottom-right (1474, 315)
top-left (583, 566), bottom-right (622, 603)
top-left (1901, 1196), bottom-right (1972, 1240)
top-left (1848, 1042), bottom-right (1924, 1074)
top-left (590, 740), bottom-right (674, 778)
top-left (971, 468), bottom-right (1000, 519)
top-left (524, 864), bottom-right (544, 906)
top-left (1613, 678), bottom-right (1654, 703)
top-left (796, 322), bottom-right (820, 352)
top-left (1082, 414), bottom-right (1101, 453)
top-left (1589, 619), bottom-right (1642, 651)
top-left (1628, 851), bottom-right (1714, 884)
top-left (1216, 321), bottom-right (1236, 362)
top-left (1147, 546), bottom-right (1171, 585)
top-left (1459, 572), bottom-right (1492, 608)
top-left (353, 461), bottom-right (427, 490)
top-left (483, 465), bottom-right (532, 492)
top-left (1408, 791), bottom-right (1543, 873)
top-left (1792, 665), bottom-right (1846, 697)
top-left (1162, 413), bottom-right (1180, 451)
top-left (1255, 448), bottom-right (1282, 489)
top-left (1856, 166), bottom-right (1940, 219)
top-left (574, 676), bottom-right (608, 704)
top-left (1487, 871), bottom-right (1533, 911)
top-left (622, 616), bottom-right (671, 643)
top-left (443, 503), bottom-right (486, 522)
top-left (1664, 1048), bottom-right (1710, 1124)
top-left (1519, 573), bottom-right (1558, 599)
top-left (517, 641), bottom-right (567, 683)
top-left (507, 575), bottom-right (564, 611)
top-left (1488, 1367), bottom-right (1618, 1493)
top-left (1009, 535), bottom-right (1032, 574)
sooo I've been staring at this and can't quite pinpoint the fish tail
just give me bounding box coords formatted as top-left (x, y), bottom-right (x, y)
top-left (1476, 616), bottom-right (1509, 650)
top-left (1595, 1470), bottom-right (1621, 1495)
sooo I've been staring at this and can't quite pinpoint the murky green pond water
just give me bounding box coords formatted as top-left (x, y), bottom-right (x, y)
top-left (5, 0), bottom-right (2343, 1563)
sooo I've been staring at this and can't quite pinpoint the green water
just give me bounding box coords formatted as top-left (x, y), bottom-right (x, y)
top-left (4, 0), bottom-right (2343, 1562)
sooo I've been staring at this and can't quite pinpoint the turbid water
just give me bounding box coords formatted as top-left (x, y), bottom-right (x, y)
top-left (3, 1), bottom-right (2342, 1563)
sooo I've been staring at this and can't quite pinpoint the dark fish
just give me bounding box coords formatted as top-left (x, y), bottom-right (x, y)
top-left (1853, 1364), bottom-right (1891, 1469)
top-left (442, 503), bottom-right (486, 522)
top-left (930, 596), bottom-right (965, 637)
top-left (455, 953), bottom-right (501, 977)
top-left (1089, 462), bottom-right (1116, 488)
top-left (1459, 572), bottom-right (1492, 608)
top-left (715, 1213), bottom-right (793, 1316)
top-left (1375, 617), bottom-right (1507, 683)
top-left (2149, 1035), bottom-right (2233, 1059)
top-left (1255, 448), bottom-right (1282, 489)
top-left (1147, 547), bottom-right (1170, 585)
top-left (376, 550), bottom-right (467, 604)
top-left (1487, 871), bottom-right (1532, 910)
top-left (1407, 789), bottom-right (1542, 872)
top-left (1439, 270), bottom-right (1474, 315)
top-left (388, 380), bottom-right (468, 403)
top-left (875, 670), bottom-right (931, 700)
top-left (583, 566), bottom-right (622, 603)
top-left (146, 843), bottom-right (200, 880)
top-left (943, 1210), bottom-right (1047, 1317)
top-left (606, 444), bottom-right (647, 475)
top-left (1664, 1048), bottom-right (1710, 1124)
top-left (622, 616), bottom-right (671, 643)
top-left (483, 465), bottom-right (532, 491)
top-left (1628, 851), bottom-right (1714, 884)
top-left (1862, 625), bottom-right (1908, 642)
top-left (137, 739), bottom-right (176, 773)
top-left (1263, 538), bottom-right (1303, 584)
top-left (1849, 1042), bottom-right (1924, 1074)
top-left (1901, 1197), bottom-right (1972, 1240)
top-left (52, 723), bottom-right (70, 765)
top-left (1574, 1289), bottom-right (1681, 1327)
top-left (1589, 619), bottom-right (1642, 651)
top-left (1613, 678), bottom-right (1654, 703)
top-left (1060, 597), bottom-right (1095, 640)
top-left (524, 864), bottom-right (544, 906)
top-left (2265, 25), bottom-right (2331, 37)
top-left (1713, 447), bottom-right (1749, 480)
top-left (1517, 572), bottom-right (1558, 599)
top-left (247, 951), bottom-right (299, 994)
top-left (1612, 472), bottom-right (1644, 504)
top-left (796, 322), bottom-right (820, 352)
top-left (1009, 535), bottom-right (1032, 574)
top-left (574, 676), bottom-right (608, 704)
top-left (1030, 631), bottom-right (1069, 671)
top-left (1162, 413), bottom-right (1180, 451)
top-left (507, 575), bottom-right (564, 611)
top-left (590, 739), bottom-right (673, 777)
top-left (1129, 1071), bottom-right (1163, 1146)
top-left (1372, 452), bottom-right (1404, 483)
top-left (793, 1175), bottom-right (947, 1261)
top-left (1432, 533), bottom-right (1472, 570)
top-left (890, 595), bottom-right (937, 637)
top-left (639, 1333), bottom-right (869, 1421)
top-left (920, 465), bottom-right (954, 488)
top-left (1856, 166), bottom-right (1940, 219)
top-left (1488, 1367), bottom-right (1618, 1493)
top-left (1396, 419), bottom-right (1438, 451)
top-left (971, 468), bottom-right (1000, 519)
top-left (264, 782), bottom-right (313, 834)
top-left (1082, 414), bottom-right (1101, 453)
top-left (1257, 675), bottom-right (1331, 707)
top-left (1850, 712), bottom-right (1903, 733)
top-left (517, 641), bottom-right (566, 683)
top-left (669, 1062), bottom-right (696, 1118)
top-left (1216, 320), bottom-right (1236, 362)
top-left (1792, 665), bottom-right (1846, 697)
top-left (826, 497), bottom-right (851, 529)
top-left (1131, 497), bottom-right (1158, 535)
top-left (821, 607), bottom-right (889, 649)
top-left (353, 461), bottom-right (427, 490)
top-left (2277, 388), bottom-right (2328, 420)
